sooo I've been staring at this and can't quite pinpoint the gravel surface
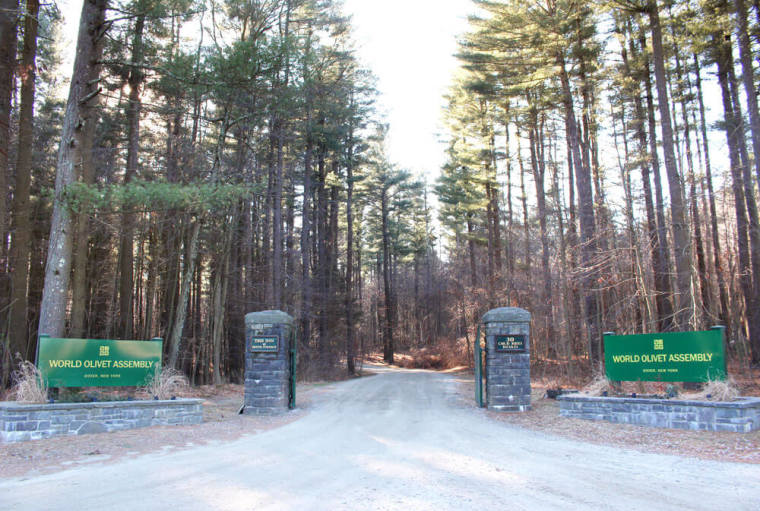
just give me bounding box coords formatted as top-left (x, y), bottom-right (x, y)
top-left (0, 384), bottom-right (316, 478)
top-left (453, 375), bottom-right (760, 464)
top-left (1, 366), bottom-right (759, 510)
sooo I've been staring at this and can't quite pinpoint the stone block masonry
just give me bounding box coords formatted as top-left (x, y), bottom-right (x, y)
top-left (557, 394), bottom-right (760, 433)
top-left (482, 307), bottom-right (531, 412)
top-left (0, 399), bottom-right (203, 443)
top-left (244, 310), bottom-right (295, 415)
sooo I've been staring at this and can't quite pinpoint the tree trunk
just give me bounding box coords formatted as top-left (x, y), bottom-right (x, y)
top-left (271, 2), bottom-right (290, 310)
top-left (345, 110), bottom-right (356, 375)
top-left (714, 31), bottom-right (758, 361)
top-left (504, 101), bottom-right (514, 284)
top-left (143, 225), bottom-right (158, 339)
top-left (516, 126), bottom-right (531, 300)
top-left (263, 123), bottom-right (273, 305)
top-left (118, 12), bottom-right (146, 339)
top-left (637, 33), bottom-right (676, 331)
top-left (558, 52), bottom-right (600, 368)
top-left (271, 118), bottom-right (284, 310)
top-left (623, 31), bottom-right (667, 330)
top-left (39, 0), bottom-right (109, 338)
top-left (647, 0), bottom-right (693, 329)
top-left (725, 37), bottom-right (760, 362)
top-left (694, 54), bottom-right (729, 326)
top-left (528, 107), bottom-right (554, 355)
top-left (285, 164), bottom-right (296, 307)
top-left (673, 50), bottom-right (710, 327)
top-left (0, 0), bottom-right (17, 277)
top-left (563, 108), bottom-right (582, 356)
top-left (212, 212), bottom-right (234, 385)
top-left (70, 9), bottom-right (104, 339)
top-left (8, 0), bottom-right (39, 361)
top-left (300, 114), bottom-right (313, 363)
top-left (167, 218), bottom-right (201, 368)
top-left (316, 142), bottom-right (329, 357)
top-left (381, 185), bottom-right (394, 364)
top-left (735, 0), bottom-right (760, 187)
top-left (611, 90), bottom-right (647, 331)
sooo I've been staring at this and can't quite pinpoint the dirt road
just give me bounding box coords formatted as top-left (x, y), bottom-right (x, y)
top-left (2, 366), bottom-right (759, 510)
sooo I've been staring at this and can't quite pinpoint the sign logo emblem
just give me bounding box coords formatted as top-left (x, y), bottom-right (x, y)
top-left (653, 339), bottom-right (664, 350)
top-left (99, 345), bottom-right (110, 357)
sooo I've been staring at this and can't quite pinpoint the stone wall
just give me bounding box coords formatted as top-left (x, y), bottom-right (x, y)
top-left (0, 399), bottom-right (203, 443)
top-left (483, 307), bottom-right (531, 412)
top-left (557, 394), bottom-right (760, 433)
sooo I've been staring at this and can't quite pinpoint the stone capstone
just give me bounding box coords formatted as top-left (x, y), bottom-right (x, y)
top-left (481, 307), bottom-right (531, 324)
top-left (245, 310), bottom-right (296, 328)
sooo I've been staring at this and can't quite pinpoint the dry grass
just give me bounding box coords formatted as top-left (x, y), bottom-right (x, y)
top-left (141, 366), bottom-right (189, 400)
top-left (576, 374), bottom-right (743, 401)
top-left (581, 374), bottom-right (612, 396)
top-left (396, 338), bottom-right (471, 370)
top-left (465, 381), bottom-right (760, 465)
top-left (12, 359), bottom-right (48, 404)
top-left (683, 377), bottom-right (741, 402)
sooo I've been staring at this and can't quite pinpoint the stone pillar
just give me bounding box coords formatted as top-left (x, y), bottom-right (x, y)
top-left (482, 307), bottom-right (531, 411)
top-left (244, 310), bottom-right (295, 415)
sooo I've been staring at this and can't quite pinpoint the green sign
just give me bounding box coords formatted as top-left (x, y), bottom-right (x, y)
top-left (496, 335), bottom-right (526, 352)
top-left (250, 336), bottom-right (278, 352)
top-left (37, 337), bottom-right (163, 387)
top-left (604, 330), bottom-right (726, 382)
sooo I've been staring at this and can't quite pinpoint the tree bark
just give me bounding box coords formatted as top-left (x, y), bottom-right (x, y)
top-left (70, 8), bottom-right (104, 339)
top-left (300, 105), bottom-right (313, 364)
top-left (623, 31), bottom-right (668, 330)
top-left (673, 50), bottom-right (710, 327)
top-left (735, 0), bottom-right (760, 187)
top-left (316, 140), bottom-right (329, 356)
top-left (694, 54), bottom-right (729, 326)
top-left (167, 218), bottom-right (201, 368)
top-left (39, 0), bottom-right (108, 338)
top-left (558, 52), bottom-right (600, 368)
top-left (714, 31), bottom-right (758, 361)
top-left (0, 0), bottom-right (17, 276)
top-left (516, 126), bottom-right (531, 299)
top-left (118, 12), bottom-right (146, 339)
top-left (503, 101), bottom-right (514, 284)
top-left (381, 183), bottom-right (394, 364)
top-left (345, 104), bottom-right (356, 375)
top-left (637, 31), bottom-right (676, 331)
top-left (8, 0), bottom-right (39, 360)
top-left (211, 212), bottom-right (234, 384)
top-left (528, 106), bottom-right (554, 355)
top-left (271, 1), bottom-right (290, 310)
top-left (647, 0), bottom-right (694, 329)
top-left (725, 37), bottom-right (760, 362)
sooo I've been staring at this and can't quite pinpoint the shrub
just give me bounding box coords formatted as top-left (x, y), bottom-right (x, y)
top-left (12, 357), bottom-right (48, 404)
top-left (142, 366), bottom-right (189, 400)
top-left (686, 377), bottom-right (740, 401)
top-left (582, 374), bottom-right (612, 396)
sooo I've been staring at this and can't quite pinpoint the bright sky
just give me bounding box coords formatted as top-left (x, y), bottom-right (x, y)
top-left (341, 0), bottom-right (472, 181)
top-left (58, 0), bottom-right (472, 184)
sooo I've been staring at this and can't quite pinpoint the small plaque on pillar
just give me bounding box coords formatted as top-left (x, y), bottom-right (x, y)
top-left (496, 335), bottom-right (526, 352)
top-left (250, 336), bottom-right (278, 352)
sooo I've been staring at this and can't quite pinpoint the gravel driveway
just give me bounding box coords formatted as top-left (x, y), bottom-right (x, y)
top-left (2, 366), bottom-right (759, 510)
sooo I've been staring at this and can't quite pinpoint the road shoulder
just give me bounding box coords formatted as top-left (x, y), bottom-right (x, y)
top-left (451, 372), bottom-right (760, 464)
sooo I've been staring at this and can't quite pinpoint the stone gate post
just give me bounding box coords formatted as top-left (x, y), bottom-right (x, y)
top-left (244, 310), bottom-right (295, 414)
top-left (482, 307), bottom-right (531, 411)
